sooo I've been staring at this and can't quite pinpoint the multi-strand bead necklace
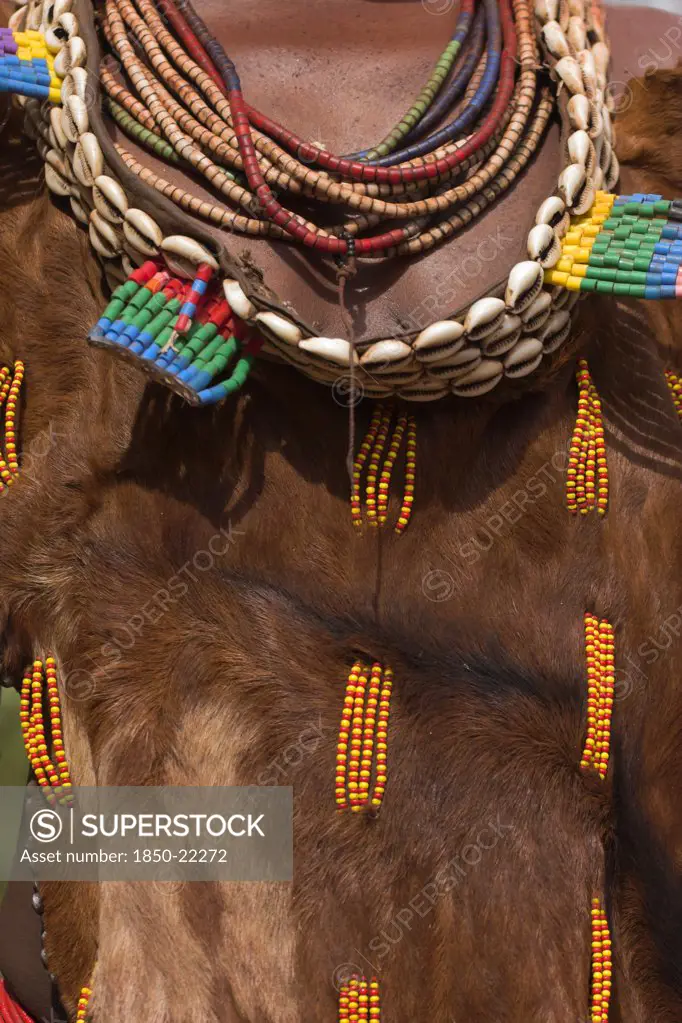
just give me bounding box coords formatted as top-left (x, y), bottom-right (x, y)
top-left (335, 661), bottom-right (393, 815)
top-left (351, 407), bottom-right (416, 534)
top-left (0, 361), bottom-right (24, 492)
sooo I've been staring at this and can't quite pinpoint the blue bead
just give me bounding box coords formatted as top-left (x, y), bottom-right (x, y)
top-left (645, 274), bottom-right (663, 285)
top-left (198, 384), bottom-right (229, 405)
top-left (141, 343), bottom-right (161, 361)
top-left (661, 285), bottom-right (677, 298)
top-left (644, 286), bottom-right (661, 299)
top-left (185, 369), bottom-right (212, 390)
top-left (95, 317), bottom-right (112, 332)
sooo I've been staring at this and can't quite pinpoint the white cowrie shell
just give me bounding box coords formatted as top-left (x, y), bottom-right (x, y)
top-left (481, 314), bottom-right (522, 356)
top-left (58, 11), bottom-right (78, 36)
top-left (26, 0), bottom-right (42, 30)
top-left (555, 56), bottom-right (585, 95)
top-left (62, 94), bottom-right (88, 143)
top-left (413, 320), bottom-right (465, 362)
top-left (223, 279), bottom-right (255, 320)
top-left (567, 129), bottom-right (591, 165)
top-left (444, 346), bottom-right (483, 378)
top-left (400, 382), bottom-right (449, 402)
top-left (36, 137), bottom-right (50, 161)
top-left (92, 174), bottom-right (128, 224)
top-left (558, 162), bottom-right (594, 214)
top-left (45, 147), bottom-right (73, 182)
top-left (69, 193), bottom-right (89, 225)
top-left (520, 291), bottom-right (552, 332)
top-left (566, 16), bottom-right (586, 52)
top-left (73, 132), bottom-right (103, 187)
top-left (299, 337), bottom-right (357, 367)
top-left (539, 311), bottom-right (571, 353)
top-left (464, 296), bottom-right (506, 341)
top-left (567, 0), bottom-right (584, 15)
top-left (577, 49), bottom-right (597, 98)
top-left (360, 340), bottom-right (413, 370)
top-left (601, 107), bottom-right (613, 145)
top-left (536, 195), bottom-right (569, 239)
top-left (592, 41), bottom-right (610, 80)
top-left (534, 0), bottom-right (558, 23)
top-left (593, 166), bottom-right (604, 190)
top-left (45, 26), bottom-right (66, 53)
top-left (254, 311), bottom-right (302, 347)
top-left (599, 138), bottom-right (612, 174)
top-left (89, 210), bottom-right (122, 259)
top-left (43, 0), bottom-right (72, 26)
top-left (44, 163), bottom-right (71, 197)
top-left (103, 260), bottom-right (127, 292)
top-left (48, 105), bottom-right (67, 149)
top-left (527, 223), bottom-right (561, 269)
top-left (160, 235), bottom-right (219, 271)
top-left (123, 208), bottom-right (163, 256)
top-left (504, 338), bottom-right (544, 379)
top-left (557, 0), bottom-right (569, 30)
top-left (542, 21), bottom-right (570, 59)
top-left (121, 253), bottom-right (136, 277)
top-left (452, 360), bottom-right (503, 397)
top-left (122, 242), bottom-right (146, 268)
top-left (505, 261), bottom-right (544, 314)
top-left (61, 67), bottom-right (88, 105)
top-left (53, 36), bottom-right (86, 78)
top-left (567, 93), bottom-right (591, 131)
top-left (8, 6), bottom-right (27, 31)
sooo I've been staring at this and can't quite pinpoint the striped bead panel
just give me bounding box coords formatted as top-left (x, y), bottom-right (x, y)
top-left (546, 191), bottom-right (682, 299)
top-left (0, 29), bottom-right (62, 102)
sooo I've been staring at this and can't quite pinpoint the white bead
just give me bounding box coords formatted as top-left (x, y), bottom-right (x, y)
top-left (254, 311), bottom-right (302, 347)
top-left (223, 279), bottom-right (255, 319)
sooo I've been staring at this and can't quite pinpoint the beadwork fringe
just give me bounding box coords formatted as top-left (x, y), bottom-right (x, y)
top-left (89, 261), bottom-right (260, 405)
top-left (589, 895), bottom-right (613, 1022)
top-left (0, 979), bottom-right (34, 1023)
top-left (338, 975), bottom-right (381, 1021)
top-left (20, 656), bottom-right (73, 804)
top-left (335, 661), bottom-right (393, 814)
top-left (567, 360), bottom-right (608, 517)
top-left (75, 985), bottom-right (93, 1023)
top-left (0, 361), bottom-right (23, 492)
top-left (546, 191), bottom-right (682, 299)
top-left (351, 405), bottom-right (416, 534)
top-left (580, 613), bottom-right (615, 779)
top-left (665, 369), bottom-right (682, 421)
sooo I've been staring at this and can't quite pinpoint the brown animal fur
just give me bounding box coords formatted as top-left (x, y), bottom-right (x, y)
top-left (1, 51), bottom-right (682, 1023)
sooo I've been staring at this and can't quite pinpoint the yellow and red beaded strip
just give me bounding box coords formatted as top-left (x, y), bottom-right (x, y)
top-left (335, 661), bottom-right (393, 814)
top-left (0, 361), bottom-right (23, 492)
top-left (567, 360), bottom-right (608, 517)
top-left (352, 404), bottom-right (416, 534)
top-left (338, 976), bottom-right (381, 1021)
top-left (20, 656), bottom-right (73, 805)
top-left (580, 613), bottom-right (615, 779)
top-left (665, 369), bottom-right (682, 421)
top-left (589, 896), bottom-right (613, 1022)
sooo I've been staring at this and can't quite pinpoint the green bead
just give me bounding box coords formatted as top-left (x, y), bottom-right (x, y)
top-left (614, 283), bottom-right (632, 295)
top-left (102, 297), bottom-right (127, 322)
top-left (616, 270), bottom-right (648, 284)
top-left (603, 253), bottom-right (621, 268)
top-left (596, 280), bottom-right (615, 293)
top-left (579, 277), bottom-right (597, 291)
top-left (633, 257), bottom-right (654, 272)
top-left (628, 285), bottom-right (648, 298)
top-left (654, 200), bottom-right (671, 214)
top-left (588, 254), bottom-right (605, 267)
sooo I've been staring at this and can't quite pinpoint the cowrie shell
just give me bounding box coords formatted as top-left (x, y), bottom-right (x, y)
top-left (464, 296), bottom-right (506, 341)
top-left (577, 50), bottom-right (597, 98)
top-left (61, 67), bottom-right (88, 105)
top-left (360, 340), bottom-right (413, 371)
top-left (452, 360), bottom-right (503, 397)
top-left (45, 147), bottom-right (73, 183)
top-left (592, 41), bottom-right (610, 81)
top-left (223, 279), bottom-right (255, 320)
top-left (567, 0), bottom-right (584, 15)
top-left (254, 311), bottom-right (302, 347)
top-left (536, 195), bottom-right (569, 238)
top-left (504, 338), bottom-right (544, 379)
top-left (73, 132), bottom-right (103, 187)
top-left (43, 0), bottom-right (72, 27)
top-left (558, 162), bottom-right (594, 215)
top-left (567, 93), bottom-right (591, 132)
top-left (89, 210), bottom-right (122, 259)
top-left (566, 16), bottom-right (586, 52)
top-left (8, 6), bottom-right (27, 30)
top-left (505, 262), bottom-right (544, 314)
top-left (555, 56), bottom-right (585, 95)
top-left (557, 0), bottom-right (570, 30)
top-left (542, 21), bottom-right (570, 59)
top-left (123, 208), bottom-right (163, 256)
top-left (48, 106), bottom-right (67, 149)
top-left (26, 0), bottom-right (42, 30)
top-left (539, 311), bottom-right (571, 353)
top-left (92, 174), bottom-right (128, 224)
top-left (53, 35), bottom-right (86, 78)
top-left (62, 94), bottom-right (88, 143)
top-left (527, 223), bottom-right (561, 269)
top-left (121, 252), bottom-right (136, 277)
top-left (399, 379), bottom-right (449, 402)
top-left (299, 337), bottom-right (357, 367)
top-left (160, 235), bottom-right (219, 273)
top-left (481, 314), bottom-right (522, 356)
top-left (57, 11), bottom-right (78, 36)
top-left (605, 151), bottom-right (619, 191)
top-left (534, 0), bottom-right (558, 23)
top-left (45, 25), bottom-right (67, 53)
top-left (444, 346), bottom-right (482, 379)
top-left (520, 291), bottom-right (552, 332)
top-left (413, 320), bottom-right (465, 362)
top-left (44, 163), bottom-right (71, 197)
top-left (69, 193), bottom-right (89, 225)
top-left (103, 261), bottom-right (127, 292)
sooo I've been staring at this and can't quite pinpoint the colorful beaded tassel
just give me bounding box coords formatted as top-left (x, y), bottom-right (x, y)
top-left (0, 361), bottom-right (23, 492)
top-left (589, 896), bottom-right (613, 1022)
top-left (580, 613), bottom-right (615, 780)
top-left (75, 985), bottom-right (93, 1023)
top-left (546, 192), bottom-right (682, 299)
top-left (351, 405), bottom-right (416, 534)
top-left (89, 262), bottom-right (260, 404)
top-left (665, 369), bottom-right (682, 421)
top-left (20, 656), bottom-right (73, 804)
top-left (338, 976), bottom-right (381, 1021)
top-left (335, 661), bottom-right (393, 815)
top-left (0, 28), bottom-right (62, 103)
top-left (567, 360), bottom-right (608, 516)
